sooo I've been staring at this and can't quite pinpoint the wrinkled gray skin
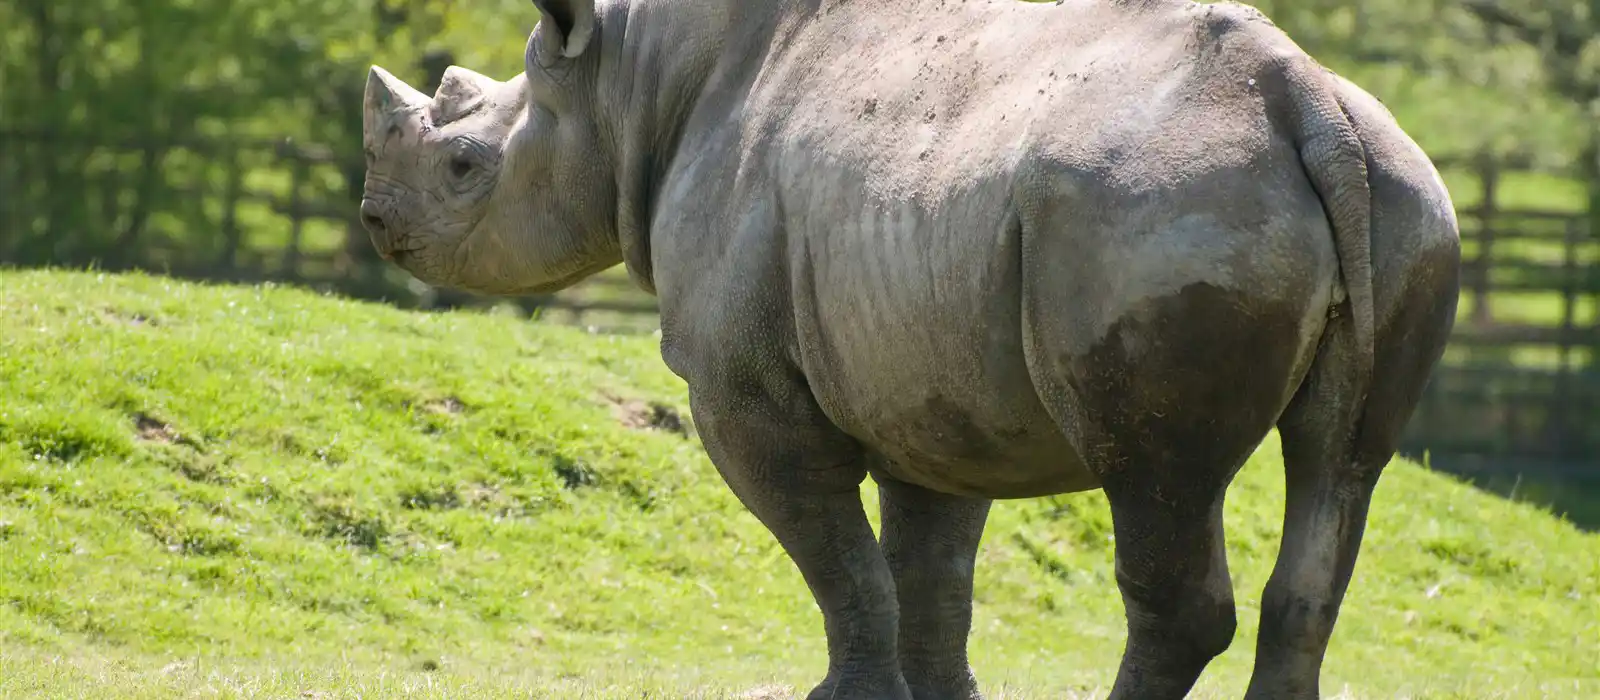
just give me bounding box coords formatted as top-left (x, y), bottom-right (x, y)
top-left (360, 0), bottom-right (1461, 698)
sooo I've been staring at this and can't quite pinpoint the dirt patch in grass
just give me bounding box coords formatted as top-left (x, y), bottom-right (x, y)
top-left (421, 396), bottom-right (466, 415)
top-left (602, 392), bottom-right (689, 437)
top-left (403, 396), bottom-right (468, 436)
top-left (101, 307), bottom-right (159, 327)
top-left (305, 498), bottom-right (390, 551)
top-left (133, 413), bottom-right (181, 445)
top-left (552, 453), bottom-right (599, 490)
top-left (737, 685), bottom-right (795, 700)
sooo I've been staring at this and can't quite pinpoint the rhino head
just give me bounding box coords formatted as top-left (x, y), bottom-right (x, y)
top-left (358, 0), bottom-right (620, 296)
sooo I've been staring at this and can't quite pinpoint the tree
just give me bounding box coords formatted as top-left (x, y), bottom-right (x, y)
top-left (0, 0), bottom-right (535, 281)
top-left (1243, 0), bottom-right (1591, 171)
top-left (1457, 0), bottom-right (1600, 224)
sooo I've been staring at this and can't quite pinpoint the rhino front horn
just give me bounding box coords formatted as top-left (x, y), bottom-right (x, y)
top-left (365, 65), bottom-right (430, 116)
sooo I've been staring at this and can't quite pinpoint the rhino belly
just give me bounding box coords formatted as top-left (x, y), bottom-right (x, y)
top-left (854, 388), bottom-right (1098, 499)
top-left (789, 203), bottom-right (1096, 499)
top-left (798, 323), bottom-right (1097, 498)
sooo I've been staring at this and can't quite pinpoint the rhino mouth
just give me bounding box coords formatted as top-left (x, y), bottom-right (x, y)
top-left (376, 234), bottom-right (428, 265)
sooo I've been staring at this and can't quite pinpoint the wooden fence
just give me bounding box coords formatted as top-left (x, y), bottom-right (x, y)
top-left (1399, 157), bottom-right (1598, 471)
top-left (1, 127), bottom-right (1595, 471)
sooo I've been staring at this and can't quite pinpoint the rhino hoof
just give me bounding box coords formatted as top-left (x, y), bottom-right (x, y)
top-left (806, 673), bottom-right (914, 700)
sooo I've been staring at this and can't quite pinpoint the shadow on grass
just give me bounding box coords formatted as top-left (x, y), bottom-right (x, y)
top-left (1408, 451), bottom-right (1600, 532)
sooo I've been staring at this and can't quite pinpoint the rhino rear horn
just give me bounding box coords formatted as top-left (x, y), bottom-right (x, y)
top-left (432, 66), bottom-right (497, 125)
top-left (530, 0), bottom-right (596, 66)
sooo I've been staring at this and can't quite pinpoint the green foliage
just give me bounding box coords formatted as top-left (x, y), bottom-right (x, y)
top-left (1, 269), bottom-right (1596, 698)
top-left (0, 0), bottom-right (539, 282)
top-left (1239, 0), bottom-right (1595, 168)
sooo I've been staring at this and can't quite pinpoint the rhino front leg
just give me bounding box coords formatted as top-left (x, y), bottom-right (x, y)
top-left (687, 374), bottom-right (911, 700)
top-left (875, 474), bottom-right (990, 700)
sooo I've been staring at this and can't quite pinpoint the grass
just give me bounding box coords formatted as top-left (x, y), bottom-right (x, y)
top-left (0, 268), bottom-right (1597, 699)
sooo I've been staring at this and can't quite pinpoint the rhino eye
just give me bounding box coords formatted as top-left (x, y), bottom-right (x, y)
top-left (449, 156), bottom-right (473, 179)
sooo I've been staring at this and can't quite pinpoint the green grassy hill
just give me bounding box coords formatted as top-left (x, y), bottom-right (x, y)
top-left (1, 269), bottom-right (1596, 699)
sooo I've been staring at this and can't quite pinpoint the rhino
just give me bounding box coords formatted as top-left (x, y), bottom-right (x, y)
top-left (358, 0), bottom-right (1461, 697)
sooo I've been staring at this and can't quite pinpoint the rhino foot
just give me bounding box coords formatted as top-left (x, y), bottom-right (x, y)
top-left (905, 674), bottom-right (983, 700)
top-left (804, 672), bottom-right (913, 700)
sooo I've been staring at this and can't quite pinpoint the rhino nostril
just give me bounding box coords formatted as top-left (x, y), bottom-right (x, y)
top-left (359, 201), bottom-right (387, 233)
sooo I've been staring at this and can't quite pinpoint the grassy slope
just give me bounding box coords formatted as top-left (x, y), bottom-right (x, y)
top-left (0, 270), bottom-right (1596, 699)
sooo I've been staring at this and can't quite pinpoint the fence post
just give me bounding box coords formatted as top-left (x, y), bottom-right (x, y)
top-left (1550, 218), bottom-right (1582, 455)
top-left (1588, 142), bottom-right (1600, 361)
top-left (0, 131), bottom-right (11, 253)
top-left (217, 144), bottom-right (244, 274)
top-left (1471, 152), bottom-right (1498, 326)
top-left (281, 146), bottom-right (307, 279)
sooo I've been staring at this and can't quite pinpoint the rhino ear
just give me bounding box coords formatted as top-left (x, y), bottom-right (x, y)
top-left (431, 66), bottom-right (496, 125)
top-left (364, 65), bottom-right (430, 134)
top-left (529, 0), bottom-right (596, 67)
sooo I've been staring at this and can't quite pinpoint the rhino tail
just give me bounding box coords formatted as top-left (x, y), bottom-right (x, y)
top-left (1286, 61), bottom-right (1377, 417)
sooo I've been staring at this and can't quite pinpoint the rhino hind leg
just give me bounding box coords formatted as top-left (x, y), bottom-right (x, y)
top-left (685, 367), bottom-right (912, 700)
top-left (1246, 247), bottom-right (1460, 699)
top-left (874, 472), bottom-right (992, 700)
top-left (1101, 481), bottom-right (1240, 700)
top-left (1035, 280), bottom-right (1315, 699)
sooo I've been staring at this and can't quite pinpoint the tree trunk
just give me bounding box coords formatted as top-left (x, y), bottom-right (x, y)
top-left (110, 137), bottom-right (164, 269)
top-left (107, 2), bottom-right (166, 270)
top-left (20, 0), bottom-right (67, 264)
